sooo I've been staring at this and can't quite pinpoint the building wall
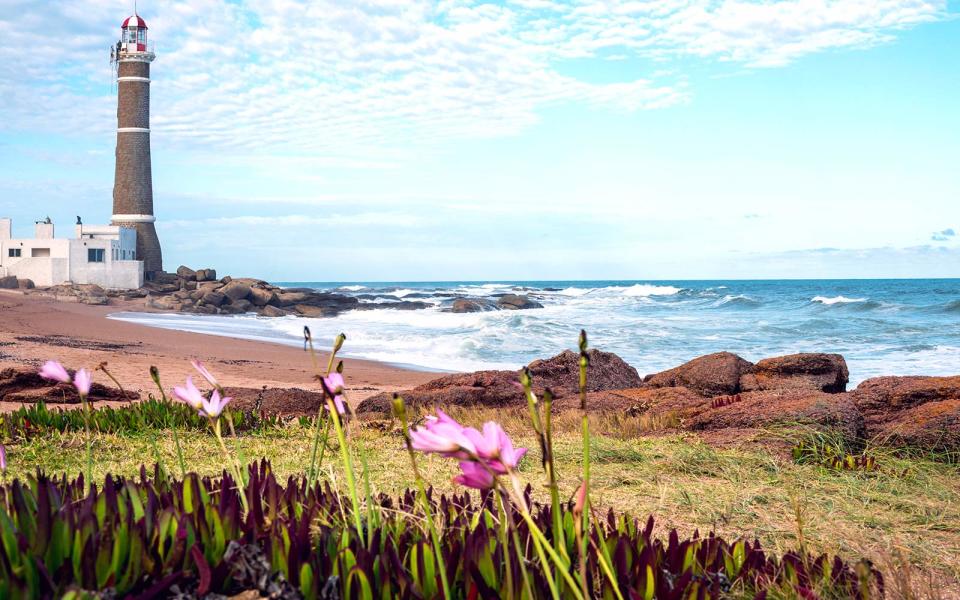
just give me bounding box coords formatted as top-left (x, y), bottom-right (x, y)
top-left (0, 233), bottom-right (143, 289)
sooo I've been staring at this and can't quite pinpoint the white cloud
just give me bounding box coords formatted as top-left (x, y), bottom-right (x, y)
top-left (0, 0), bottom-right (947, 154)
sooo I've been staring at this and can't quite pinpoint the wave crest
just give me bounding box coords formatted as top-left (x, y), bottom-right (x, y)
top-left (812, 295), bottom-right (867, 305)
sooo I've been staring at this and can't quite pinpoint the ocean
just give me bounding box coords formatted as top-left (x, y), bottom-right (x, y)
top-left (109, 279), bottom-right (960, 386)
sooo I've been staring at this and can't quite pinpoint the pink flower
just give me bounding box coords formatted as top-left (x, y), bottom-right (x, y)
top-left (173, 376), bottom-right (205, 410)
top-left (191, 360), bottom-right (219, 387)
top-left (0, 444), bottom-right (6, 472)
top-left (73, 368), bottom-right (93, 396)
top-left (410, 420), bottom-right (476, 457)
top-left (490, 426), bottom-right (527, 474)
top-left (39, 360), bottom-right (71, 384)
top-left (453, 461), bottom-right (494, 489)
top-left (322, 372), bottom-right (347, 414)
top-left (199, 389), bottom-right (232, 418)
top-left (424, 409), bottom-right (462, 431)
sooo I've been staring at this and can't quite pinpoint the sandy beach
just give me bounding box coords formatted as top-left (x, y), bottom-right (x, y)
top-left (0, 291), bottom-right (435, 410)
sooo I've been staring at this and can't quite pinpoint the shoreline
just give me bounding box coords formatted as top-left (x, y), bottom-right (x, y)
top-left (0, 291), bottom-right (435, 409)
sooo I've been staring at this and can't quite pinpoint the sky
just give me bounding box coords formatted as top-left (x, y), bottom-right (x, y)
top-left (0, 0), bottom-right (958, 281)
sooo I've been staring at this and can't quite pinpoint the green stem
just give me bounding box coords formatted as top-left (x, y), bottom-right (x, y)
top-left (171, 425), bottom-right (186, 478)
top-left (328, 400), bottom-right (363, 537)
top-left (213, 418), bottom-right (249, 514)
top-left (80, 393), bottom-right (93, 487)
top-left (543, 391), bottom-right (569, 567)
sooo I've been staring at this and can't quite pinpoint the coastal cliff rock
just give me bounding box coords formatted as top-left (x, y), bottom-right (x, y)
top-left (741, 353), bottom-right (848, 393)
top-left (873, 399), bottom-right (960, 453)
top-left (357, 348), bottom-right (642, 414)
top-left (644, 352), bottom-right (754, 397)
top-left (448, 295), bottom-right (543, 313)
top-left (497, 294), bottom-right (544, 310)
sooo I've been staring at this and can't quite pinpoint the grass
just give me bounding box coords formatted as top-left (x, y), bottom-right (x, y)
top-left (3, 408), bottom-right (958, 598)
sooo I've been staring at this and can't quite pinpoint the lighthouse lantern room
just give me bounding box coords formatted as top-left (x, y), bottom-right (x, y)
top-left (120, 15), bottom-right (150, 54)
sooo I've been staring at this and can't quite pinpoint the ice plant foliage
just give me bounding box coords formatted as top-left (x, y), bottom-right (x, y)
top-left (3, 335), bottom-right (884, 598)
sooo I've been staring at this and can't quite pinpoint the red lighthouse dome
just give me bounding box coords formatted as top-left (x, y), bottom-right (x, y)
top-left (119, 15), bottom-right (149, 53)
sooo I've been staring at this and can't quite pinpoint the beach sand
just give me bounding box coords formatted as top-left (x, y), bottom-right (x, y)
top-left (0, 291), bottom-right (435, 410)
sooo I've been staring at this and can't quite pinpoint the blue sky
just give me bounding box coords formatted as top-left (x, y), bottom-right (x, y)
top-left (1, 0), bottom-right (958, 281)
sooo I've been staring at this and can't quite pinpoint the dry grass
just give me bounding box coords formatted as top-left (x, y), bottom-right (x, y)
top-left (3, 412), bottom-right (958, 597)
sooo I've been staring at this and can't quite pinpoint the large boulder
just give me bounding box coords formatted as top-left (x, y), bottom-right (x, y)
top-left (873, 400), bottom-right (960, 453)
top-left (176, 265), bottom-right (196, 280)
top-left (248, 286), bottom-right (278, 307)
top-left (231, 298), bottom-right (254, 313)
top-left (688, 390), bottom-right (865, 443)
top-left (147, 295), bottom-right (182, 311)
top-left (851, 375), bottom-right (960, 435)
top-left (740, 353), bottom-right (849, 393)
top-left (293, 304), bottom-right (332, 318)
top-left (527, 349), bottom-right (643, 397)
top-left (277, 291), bottom-right (313, 306)
top-left (497, 294), bottom-right (544, 310)
top-left (201, 291), bottom-right (227, 307)
top-left (645, 352), bottom-right (755, 397)
top-left (258, 305), bottom-right (292, 318)
top-left (0, 275), bottom-right (20, 289)
top-left (221, 280), bottom-right (252, 302)
top-left (17, 278), bottom-right (35, 289)
top-left (358, 349), bottom-right (642, 414)
top-left (195, 268), bottom-right (217, 282)
top-left (450, 298), bottom-right (496, 313)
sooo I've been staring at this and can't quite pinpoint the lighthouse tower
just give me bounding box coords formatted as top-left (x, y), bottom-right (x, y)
top-left (111, 14), bottom-right (162, 277)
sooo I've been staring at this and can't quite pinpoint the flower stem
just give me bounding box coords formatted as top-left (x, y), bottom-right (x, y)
top-left (213, 418), bottom-right (249, 514)
top-left (79, 393), bottom-right (93, 486)
top-left (328, 398), bottom-right (363, 537)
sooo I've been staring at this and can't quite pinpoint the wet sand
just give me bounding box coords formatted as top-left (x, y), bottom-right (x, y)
top-left (0, 290), bottom-right (435, 410)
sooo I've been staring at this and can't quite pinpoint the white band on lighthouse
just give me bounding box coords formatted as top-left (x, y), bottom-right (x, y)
top-left (117, 76), bottom-right (150, 82)
top-left (117, 127), bottom-right (150, 132)
top-left (112, 214), bottom-right (156, 223)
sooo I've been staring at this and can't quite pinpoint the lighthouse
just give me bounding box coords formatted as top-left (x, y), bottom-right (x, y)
top-left (111, 14), bottom-right (162, 278)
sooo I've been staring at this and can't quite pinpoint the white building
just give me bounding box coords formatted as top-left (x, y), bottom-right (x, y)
top-left (0, 217), bottom-right (144, 289)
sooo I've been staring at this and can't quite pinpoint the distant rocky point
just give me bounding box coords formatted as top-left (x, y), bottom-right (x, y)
top-left (10, 266), bottom-right (546, 318)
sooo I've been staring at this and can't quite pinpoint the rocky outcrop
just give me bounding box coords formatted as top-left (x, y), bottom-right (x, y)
top-left (450, 298), bottom-right (497, 313)
top-left (851, 376), bottom-right (960, 435)
top-left (358, 348), bottom-right (642, 414)
top-left (0, 366), bottom-right (139, 404)
top-left (873, 400), bottom-right (960, 453)
top-left (223, 386), bottom-right (325, 417)
top-left (741, 353), bottom-right (848, 393)
top-left (0, 275), bottom-right (18, 289)
top-left (644, 352), bottom-right (754, 397)
top-left (497, 294), bottom-right (544, 310)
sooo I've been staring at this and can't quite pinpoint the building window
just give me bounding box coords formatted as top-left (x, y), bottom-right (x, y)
top-left (7, 248), bottom-right (20, 258)
top-left (88, 248), bottom-right (105, 263)
top-left (31, 248), bottom-right (50, 258)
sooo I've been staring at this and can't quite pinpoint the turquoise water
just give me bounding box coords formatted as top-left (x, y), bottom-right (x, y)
top-left (111, 279), bottom-right (960, 385)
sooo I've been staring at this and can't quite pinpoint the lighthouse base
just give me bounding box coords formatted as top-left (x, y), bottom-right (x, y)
top-left (112, 220), bottom-right (163, 277)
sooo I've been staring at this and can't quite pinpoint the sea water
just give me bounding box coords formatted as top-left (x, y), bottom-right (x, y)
top-left (109, 279), bottom-right (960, 385)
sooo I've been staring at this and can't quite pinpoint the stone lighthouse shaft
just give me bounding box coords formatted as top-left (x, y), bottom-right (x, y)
top-left (111, 15), bottom-right (162, 277)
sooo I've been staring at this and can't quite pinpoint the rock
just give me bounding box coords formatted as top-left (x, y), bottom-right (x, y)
top-left (873, 399), bottom-right (960, 453)
top-left (148, 295), bottom-right (182, 310)
top-left (450, 298), bottom-right (496, 313)
top-left (176, 265), bottom-right (197, 280)
top-left (355, 301), bottom-right (430, 311)
top-left (231, 298), bottom-right (254, 313)
top-left (741, 353), bottom-right (849, 393)
top-left (182, 280), bottom-right (198, 291)
top-left (201, 291), bottom-right (227, 307)
top-left (851, 375), bottom-right (960, 436)
top-left (194, 304), bottom-right (218, 315)
top-left (173, 290), bottom-right (193, 300)
top-left (17, 278), bottom-right (35, 289)
top-left (359, 348), bottom-right (642, 414)
top-left (195, 268), bottom-right (217, 282)
top-left (276, 291), bottom-right (313, 306)
top-left (527, 349), bottom-right (643, 396)
top-left (151, 272), bottom-right (179, 284)
top-left (292, 304), bottom-right (333, 318)
top-left (189, 289), bottom-right (205, 301)
top-left (144, 282), bottom-right (179, 294)
top-left (258, 305), bottom-right (292, 317)
top-left (497, 294), bottom-right (544, 310)
top-left (0, 275), bottom-right (21, 289)
top-left (221, 276), bottom-right (233, 284)
top-left (219, 303), bottom-right (244, 314)
top-left (248, 286), bottom-right (278, 307)
top-left (221, 280), bottom-right (252, 302)
top-left (79, 294), bottom-right (108, 305)
top-left (644, 352), bottom-right (754, 397)
top-left (0, 366), bottom-right (139, 404)
top-left (223, 386), bottom-right (326, 417)
top-left (688, 390), bottom-right (865, 444)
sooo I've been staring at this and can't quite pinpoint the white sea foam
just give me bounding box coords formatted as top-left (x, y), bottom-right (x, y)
top-left (812, 295), bottom-right (867, 305)
top-left (621, 284), bottom-right (682, 297)
top-left (338, 285), bottom-right (367, 291)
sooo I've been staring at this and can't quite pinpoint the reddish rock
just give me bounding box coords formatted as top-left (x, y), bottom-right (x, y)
top-left (644, 352), bottom-right (754, 397)
top-left (0, 367), bottom-right (138, 404)
top-left (223, 386), bottom-right (326, 417)
top-left (851, 375), bottom-right (960, 435)
top-left (688, 390), bottom-right (864, 443)
top-left (740, 353), bottom-right (848, 393)
top-left (874, 399), bottom-right (960, 453)
top-left (358, 349), bottom-right (642, 414)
